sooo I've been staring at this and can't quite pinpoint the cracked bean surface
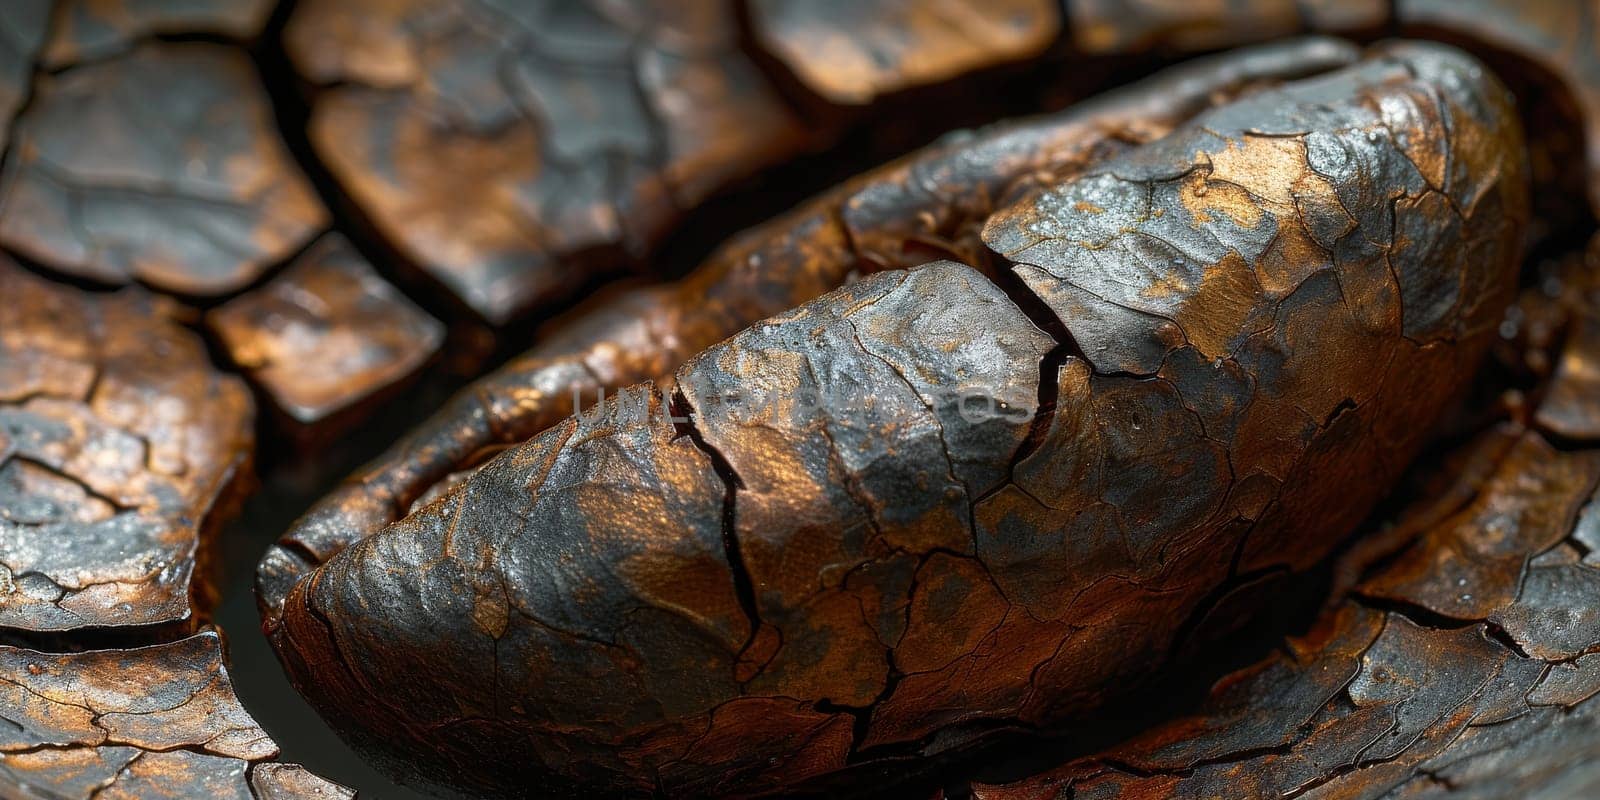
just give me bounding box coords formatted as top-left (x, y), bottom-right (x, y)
top-left (265, 43), bottom-right (1528, 798)
top-left (973, 248), bottom-right (1600, 800)
top-left (258, 37), bottom-right (1364, 627)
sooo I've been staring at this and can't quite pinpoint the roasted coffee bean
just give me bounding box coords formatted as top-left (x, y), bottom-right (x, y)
top-left (258, 37), bottom-right (1364, 623)
top-left (265, 43), bottom-right (1526, 798)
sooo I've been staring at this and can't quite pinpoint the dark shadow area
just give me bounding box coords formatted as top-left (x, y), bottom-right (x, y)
top-left (216, 483), bottom-right (435, 800)
top-left (212, 364), bottom-right (470, 798)
top-left (206, 245), bottom-right (483, 797)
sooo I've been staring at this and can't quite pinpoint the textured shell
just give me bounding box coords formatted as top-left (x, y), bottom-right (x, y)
top-left (269, 44), bottom-right (1527, 798)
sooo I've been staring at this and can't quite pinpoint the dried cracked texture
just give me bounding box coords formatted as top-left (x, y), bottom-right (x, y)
top-left (1396, 0), bottom-right (1600, 213)
top-left (257, 37), bottom-right (1363, 628)
top-left (879, 40), bottom-right (1526, 747)
top-left (1068, 0), bottom-right (1386, 54)
top-left (208, 234), bottom-right (445, 427)
top-left (747, 0), bottom-right (1061, 105)
top-left (264, 44), bottom-right (1526, 797)
top-left (285, 0), bottom-right (805, 324)
top-left (40, 0), bottom-right (277, 68)
top-left (273, 261), bottom-right (1048, 797)
top-left (0, 42), bottom-right (327, 296)
top-left (0, 630), bottom-right (349, 800)
top-left (970, 427), bottom-right (1600, 800)
top-left (0, 259), bottom-right (253, 633)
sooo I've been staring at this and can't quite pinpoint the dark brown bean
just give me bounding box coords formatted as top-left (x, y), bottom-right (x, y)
top-left (266, 43), bottom-right (1527, 798)
top-left (256, 36), bottom-right (1364, 631)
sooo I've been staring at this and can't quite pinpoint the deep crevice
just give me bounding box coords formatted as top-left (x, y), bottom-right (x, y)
top-left (1350, 591), bottom-right (1484, 630)
top-left (669, 388), bottom-right (763, 656)
top-left (1163, 555), bottom-right (1294, 670)
top-left (983, 260), bottom-right (1088, 466)
top-left (1484, 620), bottom-right (1533, 659)
top-left (0, 618), bottom-right (199, 654)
